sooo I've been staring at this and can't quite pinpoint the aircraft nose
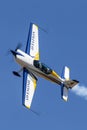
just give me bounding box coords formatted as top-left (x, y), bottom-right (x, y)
top-left (10, 50), bottom-right (17, 57)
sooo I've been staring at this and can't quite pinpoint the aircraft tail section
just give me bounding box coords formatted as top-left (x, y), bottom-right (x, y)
top-left (61, 66), bottom-right (79, 101)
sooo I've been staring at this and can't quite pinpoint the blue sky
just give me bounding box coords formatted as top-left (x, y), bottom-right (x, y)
top-left (0, 0), bottom-right (87, 129)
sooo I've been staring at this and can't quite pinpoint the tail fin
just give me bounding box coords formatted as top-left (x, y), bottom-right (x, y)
top-left (61, 66), bottom-right (70, 101)
top-left (61, 66), bottom-right (70, 80)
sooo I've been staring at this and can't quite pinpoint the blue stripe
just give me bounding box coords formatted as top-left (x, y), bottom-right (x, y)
top-left (61, 66), bottom-right (65, 79)
top-left (22, 68), bottom-right (28, 105)
top-left (61, 84), bottom-right (64, 97)
top-left (25, 23), bottom-right (33, 54)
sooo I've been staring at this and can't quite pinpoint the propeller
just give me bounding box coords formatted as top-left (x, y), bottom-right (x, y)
top-left (7, 43), bottom-right (22, 77)
top-left (7, 43), bottom-right (22, 56)
top-left (8, 43), bottom-right (22, 57)
top-left (15, 43), bottom-right (22, 51)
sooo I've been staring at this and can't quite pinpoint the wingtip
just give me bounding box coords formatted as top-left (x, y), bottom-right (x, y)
top-left (25, 105), bottom-right (30, 109)
top-left (23, 103), bottom-right (31, 109)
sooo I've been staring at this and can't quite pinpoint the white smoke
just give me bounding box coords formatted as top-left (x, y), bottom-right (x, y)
top-left (72, 84), bottom-right (87, 100)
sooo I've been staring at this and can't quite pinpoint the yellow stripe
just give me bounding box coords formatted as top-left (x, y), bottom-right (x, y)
top-left (35, 24), bottom-right (38, 29)
top-left (33, 79), bottom-right (37, 89)
top-left (51, 71), bottom-right (60, 78)
top-left (25, 105), bottom-right (30, 109)
top-left (66, 78), bottom-right (69, 81)
top-left (34, 52), bottom-right (39, 60)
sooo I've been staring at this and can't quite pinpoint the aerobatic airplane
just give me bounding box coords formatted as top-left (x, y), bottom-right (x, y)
top-left (10, 23), bottom-right (79, 109)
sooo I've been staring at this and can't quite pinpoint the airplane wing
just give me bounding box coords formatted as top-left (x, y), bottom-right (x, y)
top-left (22, 68), bottom-right (37, 109)
top-left (25, 23), bottom-right (39, 60)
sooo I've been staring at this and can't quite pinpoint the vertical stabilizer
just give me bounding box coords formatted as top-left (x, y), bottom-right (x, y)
top-left (62, 66), bottom-right (70, 80)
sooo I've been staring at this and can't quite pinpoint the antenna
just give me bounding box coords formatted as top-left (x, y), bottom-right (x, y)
top-left (39, 26), bottom-right (48, 33)
top-left (30, 109), bottom-right (40, 116)
top-left (35, 23), bottom-right (48, 33)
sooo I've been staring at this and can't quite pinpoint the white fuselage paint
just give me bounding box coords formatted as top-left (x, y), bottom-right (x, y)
top-left (15, 49), bottom-right (62, 85)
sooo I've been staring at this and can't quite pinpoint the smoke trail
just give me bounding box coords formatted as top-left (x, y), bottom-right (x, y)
top-left (72, 84), bottom-right (87, 100)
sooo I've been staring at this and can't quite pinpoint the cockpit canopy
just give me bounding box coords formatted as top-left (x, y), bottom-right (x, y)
top-left (34, 60), bottom-right (52, 74)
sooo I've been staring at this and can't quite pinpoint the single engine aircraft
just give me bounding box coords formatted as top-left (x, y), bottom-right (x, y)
top-left (10, 23), bottom-right (79, 109)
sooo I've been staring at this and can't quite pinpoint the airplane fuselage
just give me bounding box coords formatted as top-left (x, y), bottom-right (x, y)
top-left (15, 49), bottom-right (63, 85)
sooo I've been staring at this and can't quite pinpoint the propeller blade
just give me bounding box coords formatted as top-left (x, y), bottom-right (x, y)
top-left (15, 43), bottom-right (22, 51)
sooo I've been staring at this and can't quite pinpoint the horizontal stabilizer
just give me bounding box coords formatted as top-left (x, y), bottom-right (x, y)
top-left (64, 80), bottom-right (79, 89)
